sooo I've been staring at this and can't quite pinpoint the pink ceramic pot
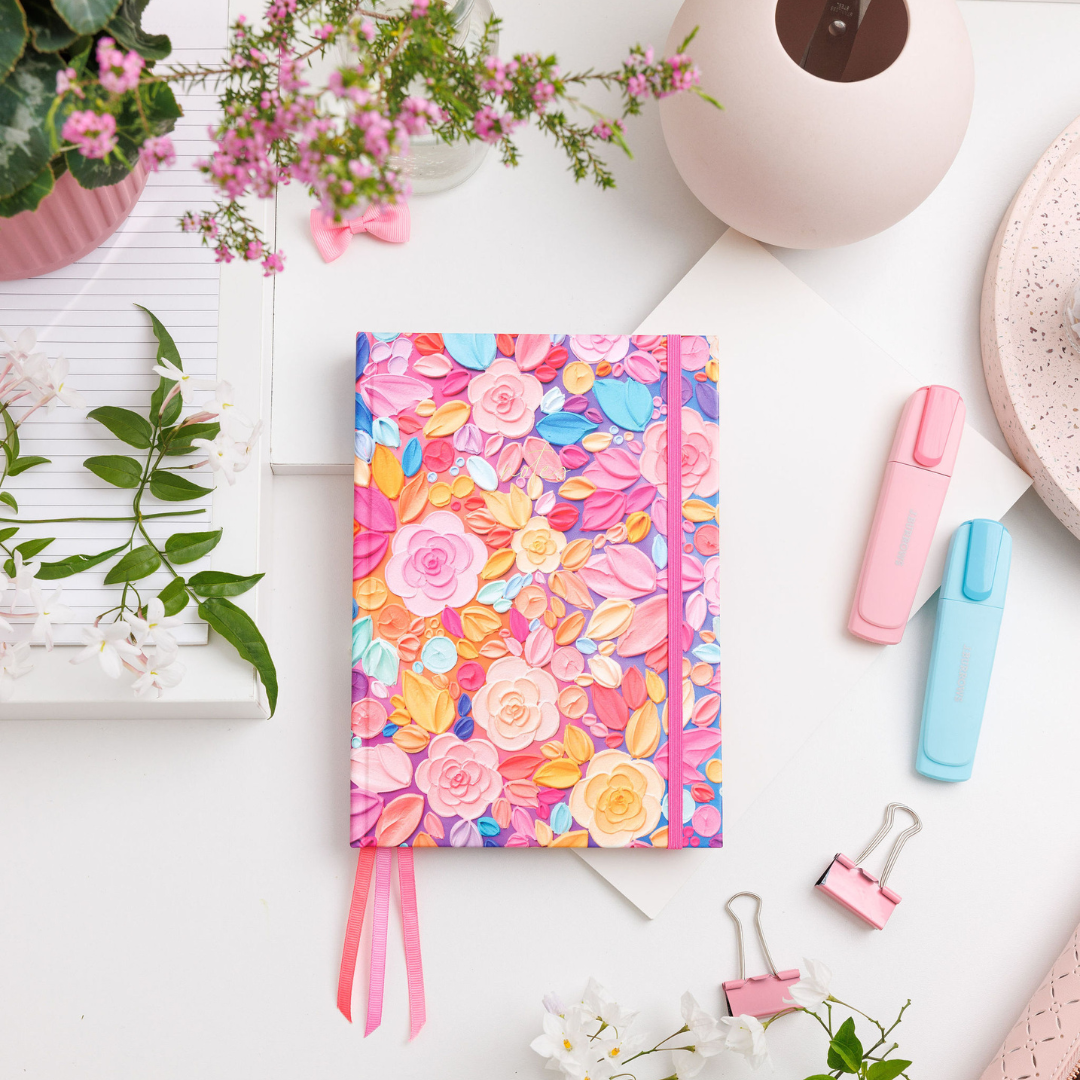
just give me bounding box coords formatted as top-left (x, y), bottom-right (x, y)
top-left (0, 165), bottom-right (147, 281)
top-left (659, 0), bottom-right (974, 249)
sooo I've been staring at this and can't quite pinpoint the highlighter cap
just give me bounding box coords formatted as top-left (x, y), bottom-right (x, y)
top-left (941, 519), bottom-right (1011, 608)
top-left (888, 386), bottom-right (965, 476)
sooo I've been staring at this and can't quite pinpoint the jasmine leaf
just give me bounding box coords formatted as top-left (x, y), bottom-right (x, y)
top-left (189, 570), bottom-right (263, 598)
top-left (103, 543), bottom-right (159, 584)
top-left (84, 455), bottom-right (142, 488)
top-left (88, 406), bottom-right (153, 448)
top-left (198, 597), bottom-right (277, 715)
top-left (36, 543), bottom-right (127, 579)
top-left (15, 536), bottom-right (53, 559)
top-left (157, 576), bottom-right (188, 616)
top-left (163, 529), bottom-right (221, 564)
top-left (827, 1018), bottom-right (863, 1074)
top-left (149, 470), bottom-right (211, 501)
top-left (867, 1062), bottom-right (912, 1080)
top-left (8, 454), bottom-right (49, 475)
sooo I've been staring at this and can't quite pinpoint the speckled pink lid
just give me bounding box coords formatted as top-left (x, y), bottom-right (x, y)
top-left (982, 115), bottom-right (1080, 541)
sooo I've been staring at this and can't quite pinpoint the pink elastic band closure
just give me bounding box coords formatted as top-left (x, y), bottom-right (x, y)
top-left (337, 846), bottom-right (376, 1023)
top-left (365, 847), bottom-right (393, 1036)
top-left (666, 333), bottom-right (684, 849)
top-left (397, 848), bottom-right (426, 1040)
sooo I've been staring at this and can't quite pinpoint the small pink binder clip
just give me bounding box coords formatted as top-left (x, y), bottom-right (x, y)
top-left (816, 803), bottom-right (922, 930)
top-left (722, 892), bottom-right (801, 1019)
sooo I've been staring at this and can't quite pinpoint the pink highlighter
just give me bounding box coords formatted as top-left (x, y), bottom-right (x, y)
top-left (849, 386), bottom-right (965, 645)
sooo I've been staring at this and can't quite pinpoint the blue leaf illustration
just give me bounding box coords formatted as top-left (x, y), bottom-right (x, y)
top-left (535, 411), bottom-right (598, 445)
top-left (652, 534), bottom-right (668, 569)
top-left (355, 333), bottom-right (370, 379)
top-left (696, 381), bottom-right (719, 420)
top-left (692, 642), bottom-right (722, 664)
top-left (453, 716), bottom-right (475, 740)
top-left (355, 393), bottom-right (372, 435)
top-left (593, 377), bottom-right (653, 431)
top-left (444, 333), bottom-right (496, 371)
top-left (401, 437), bottom-right (422, 477)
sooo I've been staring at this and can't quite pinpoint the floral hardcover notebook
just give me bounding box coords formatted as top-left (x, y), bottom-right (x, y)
top-left (350, 332), bottom-right (721, 851)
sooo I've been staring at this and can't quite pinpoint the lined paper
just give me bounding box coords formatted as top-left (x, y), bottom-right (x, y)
top-left (0, 8), bottom-right (227, 644)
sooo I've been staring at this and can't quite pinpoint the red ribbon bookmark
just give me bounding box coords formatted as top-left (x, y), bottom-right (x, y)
top-left (337, 846), bottom-right (425, 1039)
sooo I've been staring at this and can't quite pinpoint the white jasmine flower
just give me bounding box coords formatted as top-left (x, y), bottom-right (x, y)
top-left (130, 646), bottom-right (185, 699)
top-left (34, 353), bottom-right (86, 411)
top-left (229, 418), bottom-right (261, 474)
top-left (718, 1014), bottom-right (770, 1070)
top-left (0, 639), bottom-right (33, 699)
top-left (543, 992), bottom-right (566, 1016)
top-left (192, 431), bottom-right (241, 484)
top-left (582, 978), bottom-right (638, 1030)
top-left (671, 993), bottom-right (725, 1079)
top-left (531, 1004), bottom-right (597, 1069)
top-left (785, 958), bottom-right (832, 1011)
top-left (30, 585), bottom-right (73, 650)
top-left (205, 380), bottom-right (253, 432)
top-left (152, 356), bottom-right (217, 403)
top-left (71, 622), bottom-right (141, 678)
top-left (128, 597), bottom-right (183, 651)
top-left (8, 551), bottom-right (40, 610)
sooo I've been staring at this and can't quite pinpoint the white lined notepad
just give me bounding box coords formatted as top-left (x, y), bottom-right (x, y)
top-left (0, 6), bottom-right (227, 645)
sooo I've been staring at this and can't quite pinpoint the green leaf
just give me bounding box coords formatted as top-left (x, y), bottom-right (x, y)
top-left (0, 526), bottom-right (17, 542)
top-left (157, 575), bottom-right (188, 616)
top-left (189, 570), bottom-right (263, 598)
top-left (0, 164), bottom-right (53, 217)
top-left (88, 405), bottom-right (153, 448)
top-left (140, 305), bottom-right (185, 426)
top-left (50, 152), bottom-right (66, 179)
top-left (139, 79), bottom-right (180, 134)
top-left (36, 542), bottom-right (127, 579)
top-left (83, 454), bottom-right (142, 488)
top-left (827, 1018), bottom-right (864, 1075)
top-left (163, 421), bottom-right (219, 455)
top-left (198, 597), bottom-right (277, 715)
top-left (15, 536), bottom-right (53, 559)
top-left (103, 543), bottom-right (159, 584)
top-left (138, 304), bottom-right (181, 368)
top-left (803, 1076), bottom-right (836, 1080)
top-left (0, 491), bottom-right (17, 511)
top-left (867, 1061), bottom-right (912, 1080)
top-left (8, 454), bottom-right (49, 475)
top-left (52, 0), bottom-right (121, 35)
top-left (22, 0), bottom-right (78, 51)
top-left (105, 0), bottom-right (170, 60)
top-left (149, 470), bottom-right (211, 501)
top-left (0, 0), bottom-right (27, 80)
top-left (0, 53), bottom-right (62, 198)
top-left (163, 528), bottom-right (221, 564)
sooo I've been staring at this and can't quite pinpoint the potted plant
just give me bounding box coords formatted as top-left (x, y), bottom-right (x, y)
top-left (0, 0), bottom-right (718, 279)
top-left (0, 0), bottom-right (180, 278)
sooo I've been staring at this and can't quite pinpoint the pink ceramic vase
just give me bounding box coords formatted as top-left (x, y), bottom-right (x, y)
top-left (0, 165), bottom-right (147, 281)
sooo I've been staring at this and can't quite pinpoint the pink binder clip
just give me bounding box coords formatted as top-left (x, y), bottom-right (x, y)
top-left (816, 803), bottom-right (922, 930)
top-left (721, 893), bottom-right (801, 1019)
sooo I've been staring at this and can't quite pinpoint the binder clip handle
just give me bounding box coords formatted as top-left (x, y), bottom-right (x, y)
top-left (724, 891), bottom-right (779, 980)
top-left (853, 802), bottom-right (922, 891)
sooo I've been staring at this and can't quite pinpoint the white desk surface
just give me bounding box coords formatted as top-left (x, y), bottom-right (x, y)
top-left (3, 2), bottom-right (1080, 1077)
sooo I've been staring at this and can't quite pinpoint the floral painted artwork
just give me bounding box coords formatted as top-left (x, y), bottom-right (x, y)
top-left (350, 333), bottom-right (720, 849)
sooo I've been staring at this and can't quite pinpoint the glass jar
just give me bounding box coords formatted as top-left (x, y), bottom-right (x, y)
top-left (395, 0), bottom-right (497, 194)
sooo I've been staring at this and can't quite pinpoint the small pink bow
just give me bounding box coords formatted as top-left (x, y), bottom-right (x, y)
top-left (309, 203), bottom-right (410, 263)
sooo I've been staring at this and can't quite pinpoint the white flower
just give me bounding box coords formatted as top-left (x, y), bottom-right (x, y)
top-left (33, 353), bottom-right (85, 412)
top-left (128, 597), bottom-right (182, 651)
top-left (71, 622), bottom-right (141, 678)
top-left (1, 328), bottom-right (45, 390)
top-left (229, 418), bottom-right (261, 474)
top-left (30, 585), bottom-right (73, 650)
top-left (543, 992), bottom-right (566, 1016)
top-left (130, 646), bottom-right (185, 699)
top-left (205, 380), bottom-right (253, 431)
top-left (152, 356), bottom-right (217, 403)
top-left (718, 1014), bottom-right (770, 1070)
top-left (8, 551), bottom-right (40, 611)
top-left (671, 993), bottom-right (726, 1079)
top-left (192, 431), bottom-right (241, 485)
top-left (582, 978), bottom-right (638, 1030)
top-left (785, 958), bottom-right (832, 1011)
top-left (0, 639), bottom-right (33, 699)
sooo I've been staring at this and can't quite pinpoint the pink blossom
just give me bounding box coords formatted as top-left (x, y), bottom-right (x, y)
top-left (139, 135), bottom-right (176, 172)
top-left (214, 244), bottom-right (234, 263)
top-left (245, 239), bottom-right (264, 260)
top-left (626, 72), bottom-right (647, 100)
top-left (314, 22), bottom-right (333, 40)
top-left (411, 0), bottom-right (429, 15)
top-left (96, 37), bottom-right (144, 94)
top-left (55, 67), bottom-right (82, 98)
top-left (481, 55), bottom-right (517, 94)
top-left (472, 105), bottom-right (521, 145)
top-left (359, 19), bottom-right (376, 43)
top-left (61, 111), bottom-right (118, 159)
top-left (531, 79), bottom-right (555, 110)
top-left (261, 250), bottom-right (285, 275)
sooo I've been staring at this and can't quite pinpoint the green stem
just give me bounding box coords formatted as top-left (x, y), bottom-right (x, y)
top-left (0, 511), bottom-right (203, 524)
top-left (620, 1026), bottom-right (689, 1065)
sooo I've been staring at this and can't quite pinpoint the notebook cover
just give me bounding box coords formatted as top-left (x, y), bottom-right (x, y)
top-left (350, 333), bottom-right (720, 849)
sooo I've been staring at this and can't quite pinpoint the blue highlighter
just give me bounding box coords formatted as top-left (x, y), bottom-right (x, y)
top-left (916, 519), bottom-right (1011, 782)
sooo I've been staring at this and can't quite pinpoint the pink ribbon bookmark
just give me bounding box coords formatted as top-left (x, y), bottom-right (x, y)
top-left (666, 334), bottom-right (685, 849)
top-left (337, 846), bottom-right (426, 1039)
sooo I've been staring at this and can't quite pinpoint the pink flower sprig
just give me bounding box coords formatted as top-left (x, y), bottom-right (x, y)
top-left (96, 36), bottom-right (144, 94)
top-left (61, 111), bottom-right (118, 159)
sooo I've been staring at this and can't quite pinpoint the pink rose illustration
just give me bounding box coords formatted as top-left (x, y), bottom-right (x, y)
top-left (415, 733), bottom-right (503, 821)
top-left (569, 334), bottom-right (630, 366)
top-left (467, 358), bottom-right (543, 438)
top-left (384, 509), bottom-right (487, 617)
top-left (639, 407), bottom-right (719, 500)
top-left (472, 655), bottom-right (560, 751)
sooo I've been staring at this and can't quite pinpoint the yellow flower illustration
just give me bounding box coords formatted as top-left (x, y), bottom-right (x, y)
top-left (569, 750), bottom-right (664, 848)
top-left (511, 515), bottom-right (567, 574)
